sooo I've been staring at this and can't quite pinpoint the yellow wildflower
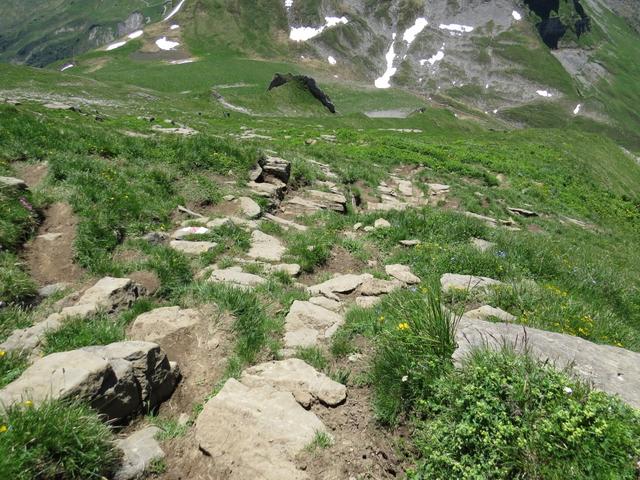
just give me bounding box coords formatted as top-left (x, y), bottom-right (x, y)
top-left (397, 322), bottom-right (410, 331)
top-left (0, 350), bottom-right (5, 358)
top-left (379, 316), bottom-right (385, 322)
top-left (0, 425), bottom-right (7, 433)
top-left (23, 400), bottom-right (33, 408)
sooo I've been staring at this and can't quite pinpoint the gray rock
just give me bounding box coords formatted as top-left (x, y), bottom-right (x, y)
top-left (115, 427), bottom-right (164, 480)
top-left (0, 176), bottom-right (27, 190)
top-left (264, 213), bottom-right (308, 232)
top-left (308, 296), bottom-right (342, 312)
top-left (180, 217), bottom-right (210, 227)
top-left (129, 306), bottom-right (202, 344)
top-left (359, 277), bottom-right (401, 296)
top-left (247, 230), bottom-right (286, 262)
top-left (441, 273), bottom-right (502, 292)
top-left (306, 190), bottom-right (347, 212)
top-left (399, 239), bottom-right (421, 247)
top-left (374, 218), bottom-right (391, 229)
top-left (195, 378), bottom-right (327, 480)
top-left (455, 317), bottom-right (640, 408)
top-left (140, 232), bottom-right (169, 245)
top-left (471, 237), bottom-right (496, 252)
top-left (508, 207), bottom-right (539, 217)
top-left (308, 273), bottom-right (373, 300)
top-left (284, 301), bottom-right (345, 350)
top-left (169, 240), bottom-right (218, 255)
top-left (38, 282), bottom-right (70, 298)
top-left (247, 181), bottom-right (283, 198)
top-left (240, 359), bottom-right (346, 406)
top-left (428, 183), bottom-right (450, 196)
top-left (238, 196), bottom-right (262, 219)
top-left (207, 266), bottom-right (266, 288)
top-left (385, 264), bottom-right (421, 285)
top-left (259, 155), bottom-right (291, 184)
top-left (0, 314), bottom-right (62, 353)
top-left (464, 211), bottom-right (499, 228)
top-left (464, 305), bottom-right (516, 322)
top-left (42, 102), bottom-right (74, 110)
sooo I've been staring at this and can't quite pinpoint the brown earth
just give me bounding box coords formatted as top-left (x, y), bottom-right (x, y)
top-left (23, 202), bottom-right (84, 286)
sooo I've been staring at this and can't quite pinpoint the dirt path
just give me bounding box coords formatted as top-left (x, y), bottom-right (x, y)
top-left (23, 202), bottom-right (84, 286)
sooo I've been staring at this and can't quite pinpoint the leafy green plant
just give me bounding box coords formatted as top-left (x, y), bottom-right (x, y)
top-left (0, 350), bottom-right (28, 388)
top-left (0, 399), bottom-right (120, 480)
top-left (371, 287), bottom-right (459, 424)
top-left (409, 348), bottom-right (640, 479)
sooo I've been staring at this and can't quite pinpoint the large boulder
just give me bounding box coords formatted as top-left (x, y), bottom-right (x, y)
top-left (258, 155), bottom-right (291, 184)
top-left (238, 196), bottom-right (262, 219)
top-left (195, 378), bottom-right (328, 480)
top-left (455, 317), bottom-right (640, 408)
top-left (0, 341), bottom-right (179, 422)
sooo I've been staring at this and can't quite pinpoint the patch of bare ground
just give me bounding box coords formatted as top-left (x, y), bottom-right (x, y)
top-left (14, 161), bottom-right (48, 188)
top-left (23, 201), bottom-right (85, 286)
top-left (298, 246), bottom-right (369, 286)
top-left (146, 306), bottom-right (236, 480)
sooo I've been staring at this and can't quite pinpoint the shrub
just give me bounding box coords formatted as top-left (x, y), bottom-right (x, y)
top-left (371, 287), bottom-right (459, 424)
top-left (409, 348), bottom-right (640, 479)
top-left (0, 399), bottom-right (120, 480)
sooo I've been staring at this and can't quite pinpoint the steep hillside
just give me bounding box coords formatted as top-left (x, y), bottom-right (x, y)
top-left (0, 0), bottom-right (172, 66)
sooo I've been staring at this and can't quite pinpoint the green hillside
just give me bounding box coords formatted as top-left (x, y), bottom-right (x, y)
top-left (1, 0), bottom-right (640, 478)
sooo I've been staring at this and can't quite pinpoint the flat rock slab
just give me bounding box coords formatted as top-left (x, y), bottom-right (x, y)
top-left (385, 264), bottom-right (421, 285)
top-left (308, 273), bottom-right (373, 300)
top-left (356, 296), bottom-right (382, 308)
top-left (455, 317), bottom-right (640, 408)
top-left (284, 301), bottom-right (345, 350)
top-left (308, 296), bottom-right (342, 312)
top-left (207, 266), bottom-right (266, 288)
top-left (240, 359), bottom-right (346, 407)
top-left (129, 306), bottom-right (202, 344)
top-left (196, 378), bottom-right (327, 480)
top-left (247, 230), bottom-right (286, 262)
top-left (0, 340), bottom-right (178, 421)
top-left (238, 196), bottom-right (261, 219)
top-left (115, 427), bottom-right (164, 480)
top-left (0, 176), bottom-right (27, 190)
top-left (359, 278), bottom-right (401, 296)
top-left (464, 305), bottom-right (515, 322)
top-left (441, 273), bottom-right (502, 292)
top-left (169, 240), bottom-right (218, 255)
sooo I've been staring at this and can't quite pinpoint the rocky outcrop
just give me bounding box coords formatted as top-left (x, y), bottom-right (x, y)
top-left (0, 277), bottom-right (144, 354)
top-left (268, 73), bottom-right (336, 113)
top-left (455, 317), bottom-right (640, 408)
top-left (308, 273), bottom-right (373, 300)
top-left (129, 307), bottom-right (203, 344)
top-left (247, 230), bottom-right (286, 262)
top-left (440, 273), bottom-right (502, 293)
top-left (195, 360), bottom-right (343, 479)
top-left (0, 341), bottom-right (179, 422)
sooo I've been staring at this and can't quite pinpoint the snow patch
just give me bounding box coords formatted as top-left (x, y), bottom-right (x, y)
top-left (374, 33), bottom-right (397, 89)
top-left (573, 103), bottom-right (582, 115)
top-left (164, 0), bottom-right (186, 22)
top-left (512, 10), bottom-right (522, 21)
top-left (439, 24), bottom-right (474, 33)
top-left (536, 90), bottom-right (552, 97)
top-left (156, 37), bottom-right (180, 50)
top-left (328, 56), bottom-right (337, 65)
top-left (128, 30), bottom-right (143, 39)
top-left (106, 41), bottom-right (127, 51)
top-left (403, 17), bottom-right (428, 45)
top-left (421, 50), bottom-right (445, 66)
top-left (285, 0), bottom-right (293, 8)
top-left (289, 16), bottom-right (348, 41)
top-left (60, 64), bottom-right (74, 72)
